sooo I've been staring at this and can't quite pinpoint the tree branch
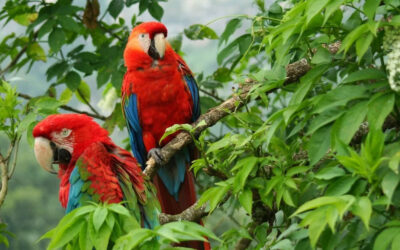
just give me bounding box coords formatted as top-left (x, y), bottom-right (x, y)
top-left (76, 88), bottom-right (102, 117)
top-left (0, 31), bottom-right (38, 76)
top-left (0, 138), bottom-right (19, 208)
top-left (199, 88), bottom-right (225, 102)
top-left (0, 46), bottom-right (28, 76)
top-left (159, 201), bottom-right (208, 224)
top-left (17, 93), bottom-right (107, 120)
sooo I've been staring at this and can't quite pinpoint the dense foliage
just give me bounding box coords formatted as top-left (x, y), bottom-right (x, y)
top-left (1, 0), bottom-right (400, 249)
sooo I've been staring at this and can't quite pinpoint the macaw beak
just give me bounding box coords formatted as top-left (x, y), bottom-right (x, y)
top-left (34, 137), bottom-right (72, 174)
top-left (148, 33), bottom-right (166, 60)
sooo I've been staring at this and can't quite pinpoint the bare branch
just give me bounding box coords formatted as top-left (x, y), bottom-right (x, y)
top-left (0, 159), bottom-right (8, 208)
top-left (199, 88), bottom-right (225, 102)
top-left (8, 137), bottom-right (21, 179)
top-left (17, 93), bottom-right (107, 120)
top-left (159, 201), bottom-right (207, 225)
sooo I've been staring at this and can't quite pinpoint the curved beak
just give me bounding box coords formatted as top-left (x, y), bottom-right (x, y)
top-left (148, 33), bottom-right (166, 60)
top-left (34, 137), bottom-right (57, 174)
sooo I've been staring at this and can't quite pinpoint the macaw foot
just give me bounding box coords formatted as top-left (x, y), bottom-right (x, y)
top-left (148, 148), bottom-right (165, 166)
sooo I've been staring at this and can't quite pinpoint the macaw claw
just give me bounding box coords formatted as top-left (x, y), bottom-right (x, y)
top-left (147, 148), bottom-right (165, 166)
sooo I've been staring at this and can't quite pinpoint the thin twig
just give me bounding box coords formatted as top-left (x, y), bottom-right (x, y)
top-left (8, 137), bottom-right (20, 179)
top-left (76, 88), bottom-right (101, 117)
top-left (17, 93), bottom-right (107, 120)
top-left (0, 31), bottom-right (38, 76)
top-left (199, 88), bottom-right (224, 102)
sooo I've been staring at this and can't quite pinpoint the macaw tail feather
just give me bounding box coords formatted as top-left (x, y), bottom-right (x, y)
top-left (153, 167), bottom-right (210, 250)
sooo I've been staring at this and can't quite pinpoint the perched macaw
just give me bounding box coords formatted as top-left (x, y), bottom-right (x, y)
top-left (33, 114), bottom-right (160, 229)
top-left (122, 22), bottom-right (208, 249)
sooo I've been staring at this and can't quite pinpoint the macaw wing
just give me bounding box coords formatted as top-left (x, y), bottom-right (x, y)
top-left (122, 88), bottom-right (147, 167)
top-left (107, 144), bottom-right (160, 228)
top-left (66, 142), bottom-right (123, 213)
top-left (176, 55), bottom-right (200, 122)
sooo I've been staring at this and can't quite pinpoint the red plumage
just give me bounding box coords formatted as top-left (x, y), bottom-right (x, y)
top-left (33, 114), bottom-right (146, 209)
top-left (123, 22), bottom-right (210, 250)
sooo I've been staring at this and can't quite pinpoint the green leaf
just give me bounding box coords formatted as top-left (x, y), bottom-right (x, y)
top-left (48, 219), bottom-right (84, 249)
top-left (307, 125), bottom-right (331, 166)
top-left (292, 195), bottom-right (354, 217)
top-left (307, 107), bottom-right (345, 135)
top-left (367, 92), bottom-right (394, 131)
top-left (59, 88), bottom-right (73, 104)
top-left (198, 184), bottom-right (230, 212)
top-left (305, 0), bottom-right (329, 25)
top-left (342, 68), bottom-right (386, 83)
top-left (46, 61), bottom-right (69, 81)
top-left (93, 206), bottom-right (108, 232)
top-left (233, 157), bottom-right (258, 192)
top-left (139, 0), bottom-right (149, 14)
top-left (108, 0), bottom-right (124, 19)
top-left (290, 65), bottom-right (329, 106)
top-left (340, 24), bottom-right (369, 54)
top-left (351, 196), bottom-right (372, 230)
top-left (219, 18), bottom-right (241, 46)
top-left (286, 166), bottom-right (309, 177)
top-left (364, 0), bottom-right (380, 20)
top-left (325, 175), bottom-right (358, 196)
top-left (35, 96), bottom-right (62, 113)
top-left (315, 165), bottom-right (345, 180)
top-left (389, 152), bottom-right (400, 174)
top-left (13, 13), bottom-right (38, 26)
top-left (311, 47), bottom-right (331, 64)
top-left (148, 1), bottom-right (164, 21)
top-left (159, 124), bottom-right (192, 144)
top-left (113, 229), bottom-right (154, 249)
top-left (356, 32), bottom-right (374, 62)
top-left (323, 0), bottom-right (346, 25)
top-left (17, 112), bottom-right (36, 135)
top-left (58, 16), bottom-right (81, 33)
top-left (65, 71), bottom-right (81, 91)
top-left (48, 28), bottom-right (66, 53)
top-left (184, 24), bottom-right (218, 40)
top-left (373, 227), bottom-right (400, 250)
top-left (312, 85), bottom-right (368, 114)
top-left (381, 170), bottom-right (399, 204)
top-left (217, 38), bottom-right (238, 65)
top-left (27, 42), bottom-right (46, 62)
top-left (108, 204), bottom-right (131, 217)
top-left (92, 224), bottom-right (112, 250)
top-left (76, 81), bottom-right (91, 104)
top-left (38, 19), bottom-right (56, 38)
top-left (332, 101), bottom-right (368, 146)
top-left (238, 188), bottom-right (253, 214)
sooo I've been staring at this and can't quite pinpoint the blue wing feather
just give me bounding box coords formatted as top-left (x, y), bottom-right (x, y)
top-left (66, 166), bottom-right (85, 213)
top-left (124, 94), bottom-right (147, 167)
top-left (183, 75), bottom-right (200, 122)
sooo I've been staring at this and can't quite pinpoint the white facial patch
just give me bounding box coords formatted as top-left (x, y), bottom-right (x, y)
top-left (51, 130), bottom-right (74, 154)
top-left (138, 33), bottom-right (151, 53)
top-left (34, 137), bottom-right (54, 173)
top-left (154, 33), bottom-right (166, 59)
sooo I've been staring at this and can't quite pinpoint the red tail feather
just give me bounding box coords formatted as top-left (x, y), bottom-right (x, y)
top-left (153, 167), bottom-right (210, 250)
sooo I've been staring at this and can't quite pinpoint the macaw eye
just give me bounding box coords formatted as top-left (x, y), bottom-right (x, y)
top-left (138, 33), bottom-right (150, 53)
top-left (60, 128), bottom-right (71, 137)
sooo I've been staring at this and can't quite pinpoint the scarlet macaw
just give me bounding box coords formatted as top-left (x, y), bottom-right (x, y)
top-left (32, 114), bottom-right (160, 229)
top-left (122, 22), bottom-right (208, 249)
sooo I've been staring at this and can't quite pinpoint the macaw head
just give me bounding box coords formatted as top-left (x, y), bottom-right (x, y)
top-left (124, 21), bottom-right (169, 68)
top-left (33, 114), bottom-right (110, 174)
